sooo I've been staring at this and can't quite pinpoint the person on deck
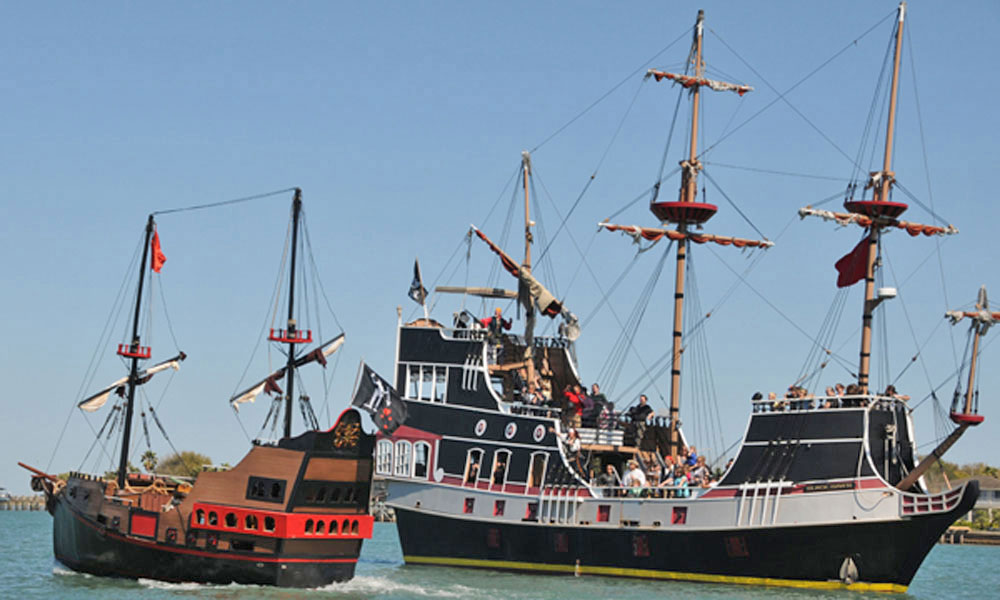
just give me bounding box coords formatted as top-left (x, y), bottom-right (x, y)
top-left (627, 394), bottom-right (654, 446)
top-left (622, 459), bottom-right (647, 490)
top-left (577, 384), bottom-right (596, 426)
top-left (884, 384), bottom-right (910, 402)
top-left (563, 384), bottom-right (583, 429)
top-left (479, 307), bottom-right (511, 363)
top-left (596, 463), bottom-right (619, 492)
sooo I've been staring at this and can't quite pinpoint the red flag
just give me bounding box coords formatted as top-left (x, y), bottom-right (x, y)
top-left (150, 230), bottom-right (167, 273)
top-left (835, 237), bottom-right (869, 288)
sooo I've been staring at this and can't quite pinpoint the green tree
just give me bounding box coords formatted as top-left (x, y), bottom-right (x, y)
top-left (157, 451), bottom-right (212, 478)
top-left (141, 450), bottom-right (158, 473)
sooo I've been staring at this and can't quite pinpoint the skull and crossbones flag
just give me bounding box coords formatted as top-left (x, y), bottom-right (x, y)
top-left (351, 362), bottom-right (407, 435)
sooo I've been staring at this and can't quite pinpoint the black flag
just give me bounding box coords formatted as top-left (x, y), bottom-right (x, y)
top-left (408, 259), bottom-right (428, 305)
top-left (351, 362), bottom-right (408, 435)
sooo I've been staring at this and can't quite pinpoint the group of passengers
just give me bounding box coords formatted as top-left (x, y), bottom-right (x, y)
top-left (753, 382), bottom-right (910, 413)
top-left (594, 445), bottom-right (717, 498)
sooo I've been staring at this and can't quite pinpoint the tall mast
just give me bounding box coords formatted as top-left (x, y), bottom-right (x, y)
top-left (117, 214), bottom-right (156, 489)
top-left (857, 2), bottom-right (905, 393)
top-left (283, 188), bottom-right (303, 438)
top-left (522, 151), bottom-right (536, 385)
top-left (666, 10), bottom-right (705, 458)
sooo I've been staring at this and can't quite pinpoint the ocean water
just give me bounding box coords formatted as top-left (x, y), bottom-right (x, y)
top-left (1, 511), bottom-right (995, 599)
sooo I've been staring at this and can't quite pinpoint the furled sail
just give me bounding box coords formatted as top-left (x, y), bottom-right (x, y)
top-left (598, 222), bottom-right (774, 249)
top-left (78, 352), bottom-right (187, 412)
top-left (647, 69), bottom-right (753, 96)
top-left (229, 334), bottom-right (344, 410)
top-left (470, 226), bottom-right (577, 326)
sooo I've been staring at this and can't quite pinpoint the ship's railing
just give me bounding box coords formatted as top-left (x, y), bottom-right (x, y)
top-left (590, 484), bottom-right (708, 500)
top-left (507, 401), bottom-right (561, 418)
top-left (899, 486), bottom-right (966, 516)
top-left (751, 394), bottom-right (903, 413)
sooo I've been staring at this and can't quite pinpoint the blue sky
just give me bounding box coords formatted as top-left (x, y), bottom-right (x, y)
top-left (3, 1), bottom-right (999, 494)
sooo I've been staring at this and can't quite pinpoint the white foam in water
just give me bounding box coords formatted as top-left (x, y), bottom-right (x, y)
top-left (52, 565), bottom-right (90, 578)
top-left (317, 575), bottom-right (480, 598)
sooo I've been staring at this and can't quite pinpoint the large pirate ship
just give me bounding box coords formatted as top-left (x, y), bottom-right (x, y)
top-left (22, 189), bottom-right (374, 587)
top-left (372, 4), bottom-right (985, 592)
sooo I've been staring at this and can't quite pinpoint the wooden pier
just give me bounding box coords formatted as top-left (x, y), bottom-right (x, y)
top-left (0, 495), bottom-right (45, 511)
top-left (941, 527), bottom-right (1000, 545)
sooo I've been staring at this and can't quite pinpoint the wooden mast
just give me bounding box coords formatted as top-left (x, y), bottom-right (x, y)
top-left (858, 2), bottom-right (906, 393)
top-left (117, 215), bottom-right (156, 489)
top-left (522, 151), bottom-right (536, 386)
top-left (666, 10), bottom-right (704, 458)
top-left (895, 288), bottom-right (991, 490)
top-left (283, 188), bottom-right (303, 439)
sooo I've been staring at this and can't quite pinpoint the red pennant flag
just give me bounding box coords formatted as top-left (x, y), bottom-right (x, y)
top-left (150, 230), bottom-right (167, 273)
top-left (835, 237), bottom-right (869, 288)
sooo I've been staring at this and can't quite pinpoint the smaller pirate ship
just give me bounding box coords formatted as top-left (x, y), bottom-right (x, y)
top-left (22, 189), bottom-right (374, 587)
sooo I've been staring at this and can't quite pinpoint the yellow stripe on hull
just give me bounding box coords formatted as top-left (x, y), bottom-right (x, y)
top-left (402, 555), bottom-right (907, 594)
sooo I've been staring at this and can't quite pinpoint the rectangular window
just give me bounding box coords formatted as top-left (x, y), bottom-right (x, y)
top-left (524, 502), bottom-right (538, 521)
top-left (597, 505), bottom-right (611, 522)
top-left (376, 440), bottom-right (393, 475)
top-left (420, 366), bottom-right (433, 400)
top-left (407, 365), bottom-right (420, 399)
top-left (672, 506), bottom-right (688, 525)
top-left (463, 497), bottom-right (475, 514)
top-left (434, 367), bottom-right (447, 402)
top-left (493, 500), bottom-right (506, 516)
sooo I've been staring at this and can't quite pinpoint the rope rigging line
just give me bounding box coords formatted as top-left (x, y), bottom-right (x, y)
top-left (904, 25), bottom-right (956, 372)
top-left (651, 73), bottom-right (686, 205)
top-left (597, 243), bottom-right (672, 401)
top-left (700, 168), bottom-right (769, 240)
top-left (700, 10), bottom-right (895, 169)
top-left (152, 187), bottom-right (297, 216)
top-left (52, 233), bottom-right (144, 473)
top-left (530, 27), bottom-right (691, 153)
top-left (850, 29), bottom-right (895, 190)
top-left (702, 161), bottom-right (846, 182)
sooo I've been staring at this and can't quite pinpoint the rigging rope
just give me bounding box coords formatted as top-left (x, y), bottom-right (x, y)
top-left (700, 11), bottom-right (895, 169)
top-left (152, 187), bottom-right (297, 216)
top-left (530, 28), bottom-right (691, 153)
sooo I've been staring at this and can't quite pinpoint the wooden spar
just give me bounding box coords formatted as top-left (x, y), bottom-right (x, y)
top-left (435, 286), bottom-right (517, 299)
top-left (118, 214), bottom-right (155, 490)
top-left (858, 2), bottom-right (906, 393)
top-left (283, 188), bottom-right (303, 439)
top-left (896, 423), bottom-right (969, 491)
top-left (522, 151), bottom-right (536, 387)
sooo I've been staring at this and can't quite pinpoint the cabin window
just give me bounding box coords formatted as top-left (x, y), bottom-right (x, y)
top-left (465, 449), bottom-right (484, 485)
top-left (246, 476), bottom-right (286, 504)
top-left (351, 520), bottom-right (359, 534)
top-left (525, 502), bottom-right (538, 521)
top-left (264, 516), bottom-right (276, 532)
top-left (672, 507), bottom-right (688, 525)
top-left (376, 439), bottom-right (393, 475)
top-left (395, 440), bottom-right (413, 477)
top-left (597, 505), bottom-right (611, 522)
top-left (224, 512), bottom-right (237, 528)
top-left (491, 449), bottom-right (511, 490)
top-left (195, 509), bottom-right (205, 525)
top-left (421, 366), bottom-right (434, 400)
top-left (305, 519), bottom-right (314, 534)
top-left (317, 520), bottom-right (325, 534)
top-left (494, 500), bottom-right (506, 516)
top-left (316, 487), bottom-right (327, 502)
top-left (464, 498), bottom-right (475, 514)
top-left (208, 511), bottom-right (218, 526)
top-left (329, 520), bottom-right (338, 534)
top-left (528, 452), bottom-right (548, 492)
top-left (434, 367), bottom-right (447, 402)
top-left (245, 514), bottom-right (258, 530)
top-left (413, 441), bottom-right (431, 479)
top-left (406, 364), bottom-right (420, 398)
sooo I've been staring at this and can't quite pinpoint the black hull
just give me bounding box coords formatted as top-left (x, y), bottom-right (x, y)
top-left (52, 497), bottom-right (358, 588)
top-left (394, 482), bottom-right (977, 593)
